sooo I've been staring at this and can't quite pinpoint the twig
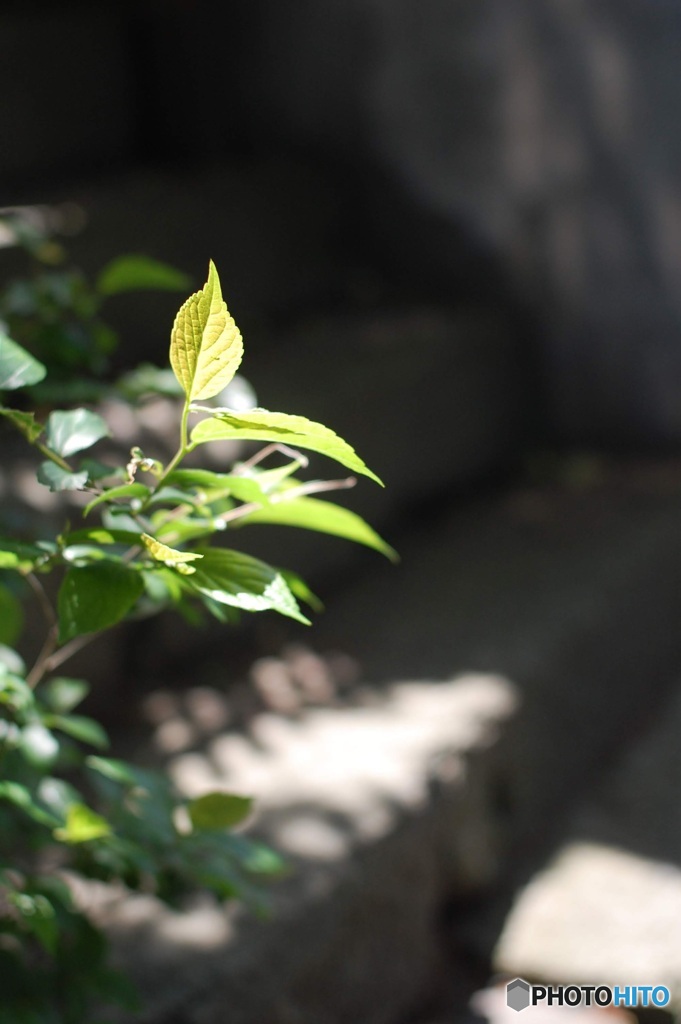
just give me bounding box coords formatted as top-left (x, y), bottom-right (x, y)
top-left (216, 475), bottom-right (357, 525)
top-left (235, 443), bottom-right (308, 473)
top-left (25, 574), bottom-right (58, 689)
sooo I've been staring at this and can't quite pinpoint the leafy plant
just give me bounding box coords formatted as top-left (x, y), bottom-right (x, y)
top-left (0, 206), bottom-right (191, 400)
top-left (0, 261), bottom-right (393, 1021)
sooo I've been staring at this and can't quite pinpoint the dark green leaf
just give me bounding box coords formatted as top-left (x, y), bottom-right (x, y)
top-left (0, 781), bottom-right (60, 827)
top-left (0, 334), bottom-right (47, 390)
top-left (0, 584), bottom-right (23, 646)
top-left (62, 527), bottom-right (142, 547)
top-left (280, 569), bottom-right (323, 613)
top-left (0, 537), bottom-right (53, 570)
top-left (188, 792), bottom-right (253, 830)
top-left (79, 458), bottom-right (124, 483)
top-left (0, 407), bottom-right (43, 442)
top-left (8, 892), bottom-right (58, 954)
top-left (84, 483), bottom-right (150, 516)
top-left (57, 561), bottom-right (144, 642)
top-left (97, 255), bottom-right (191, 296)
top-left (45, 408), bottom-right (110, 457)
top-left (189, 547), bottom-right (310, 623)
top-left (86, 755), bottom-right (139, 786)
top-left (37, 462), bottom-right (89, 492)
top-left (48, 714), bottom-right (109, 749)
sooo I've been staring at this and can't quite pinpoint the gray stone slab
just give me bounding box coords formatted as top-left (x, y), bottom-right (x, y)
top-left (98, 674), bottom-right (515, 1024)
top-left (494, 679), bottom-right (681, 1007)
top-left (98, 476), bottom-right (681, 1022)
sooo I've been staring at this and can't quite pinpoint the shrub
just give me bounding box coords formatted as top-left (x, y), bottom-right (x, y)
top-left (0, 260), bottom-right (392, 1022)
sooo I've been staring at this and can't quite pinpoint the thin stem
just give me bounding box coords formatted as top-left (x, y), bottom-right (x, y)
top-left (216, 476), bottom-right (357, 525)
top-left (41, 633), bottom-right (100, 677)
top-left (35, 443), bottom-right (71, 473)
top-left (143, 400), bottom-right (190, 505)
top-left (25, 573), bottom-right (57, 631)
top-left (283, 476), bottom-right (357, 500)
top-left (235, 443), bottom-right (309, 473)
top-left (25, 574), bottom-right (59, 689)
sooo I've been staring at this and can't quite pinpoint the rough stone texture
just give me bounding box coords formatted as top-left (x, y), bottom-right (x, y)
top-left (99, 675), bottom-right (515, 1024)
top-left (307, 477), bottom-right (681, 840)
top-left (6, 3), bottom-right (681, 443)
top-left (53, 160), bottom-right (346, 346)
top-left (234, 0), bottom-right (681, 445)
top-left (493, 679), bottom-right (681, 1008)
top-left (98, 474), bottom-right (681, 1023)
top-left (234, 306), bottom-right (525, 581)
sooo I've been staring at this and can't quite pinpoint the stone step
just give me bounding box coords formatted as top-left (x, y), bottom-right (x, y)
top-left (98, 471), bottom-right (681, 1023)
top-left (493, 675), bottom-right (681, 1010)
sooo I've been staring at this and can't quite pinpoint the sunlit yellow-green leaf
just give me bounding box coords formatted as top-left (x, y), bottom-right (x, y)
top-left (188, 792), bottom-right (253, 830)
top-left (170, 261), bottom-right (243, 401)
top-left (191, 409), bottom-right (382, 485)
top-left (232, 496), bottom-right (398, 559)
top-left (140, 534), bottom-right (203, 573)
top-left (54, 803), bottom-right (111, 844)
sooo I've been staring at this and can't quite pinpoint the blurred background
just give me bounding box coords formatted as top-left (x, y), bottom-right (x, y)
top-left (4, 1), bottom-right (681, 1022)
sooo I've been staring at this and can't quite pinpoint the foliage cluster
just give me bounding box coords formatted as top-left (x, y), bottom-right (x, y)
top-left (0, 255), bottom-right (391, 1022)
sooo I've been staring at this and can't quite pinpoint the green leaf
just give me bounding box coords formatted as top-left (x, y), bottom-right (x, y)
top-left (79, 457), bottom-right (124, 483)
top-left (9, 892), bottom-right (58, 954)
top-left (57, 561), bottom-right (144, 642)
top-left (45, 408), bottom-right (110, 458)
top-left (166, 469), bottom-right (268, 504)
top-left (0, 781), bottom-right (60, 827)
top-left (188, 792), bottom-right (253, 831)
top-left (189, 547), bottom-right (310, 623)
top-left (0, 672), bottom-right (34, 712)
top-left (48, 714), bottom-right (109, 749)
top-left (0, 334), bottom-right (47, 390)
top-left (19, 724), bottom-right (59, 767)
top-left (191, 409), bottom-right (382, 485)
top-left (140, 533), bottom-right (203, 570)
top-left (42, 677), bottom-right (89, 713)
top-left (61, 527), bottom-right (142, 547)
top-left (97, 255), bottom-right (191, 296)
top-left (0, 407), bottom-right (43, 442)
top-left (0, 537), bottom-right (53, 571)
top-left (37, 778), bottom-right (82, 822)
top-left (0, 645), bottom-right (26, 676)
top-left (116, 362), bottom-right (184, 400)
top-left (37, 462), bottom-right (89, 492)
top-left (86, 755), bottom-right (139, 786)
top-left (0, 584), bottom-right (23, 646)
top-left (236, 495), bottom-right (397, 559)
top-left (54, 803), bottom-right (111, 844)
top-left (280, 569), bottom-right (323, 613)
top-left (170, 260), bottom-right (243, 402)
top-left (84, 482), bottom-right (150, 516)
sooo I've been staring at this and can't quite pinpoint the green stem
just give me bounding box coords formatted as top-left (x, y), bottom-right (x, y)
top-left (141, 400), bottom-right (190, 508)
top-left (35, 443), bottom-right (72, 473)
